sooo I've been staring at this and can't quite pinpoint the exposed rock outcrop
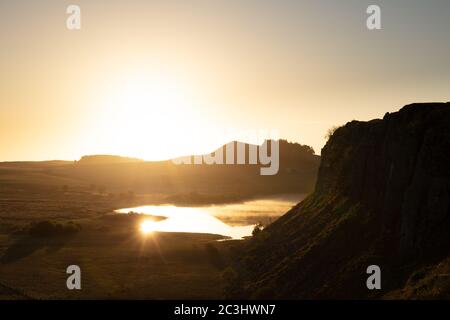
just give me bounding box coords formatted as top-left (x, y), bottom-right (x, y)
top-left (230, 103), bottom-right (450, 299)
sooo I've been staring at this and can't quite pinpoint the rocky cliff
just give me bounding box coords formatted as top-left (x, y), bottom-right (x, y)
top-left (229, 103), bottom-right (450, 299)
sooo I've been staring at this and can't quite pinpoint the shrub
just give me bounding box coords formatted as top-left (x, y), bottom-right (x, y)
top-left (324, 125), bottom-right (340, 141)
top-left (24, 220), bottom-right (81, 237)
top-left (252, 223), bottom-right (264, 236)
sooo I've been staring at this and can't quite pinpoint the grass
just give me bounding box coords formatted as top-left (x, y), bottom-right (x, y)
top-left (0, 177), bottom-right (249, 299)
top-left (0, 159), bottom-right (308, 299)
top-left (0, 212), bottom-right (233, 299)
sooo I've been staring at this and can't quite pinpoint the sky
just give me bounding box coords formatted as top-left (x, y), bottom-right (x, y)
top-left (1, 0), bottom-right (450, 161)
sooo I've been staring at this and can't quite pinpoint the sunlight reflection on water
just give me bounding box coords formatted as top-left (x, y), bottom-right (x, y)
top-left (115, 195), bottom-right (303, 239)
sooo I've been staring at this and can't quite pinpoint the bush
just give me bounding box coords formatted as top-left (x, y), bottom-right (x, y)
top-left (24, 220), bottom-right (81, 237)
top-left (252, 223), bottom-right (264, 236)
top-left (324, 125), bottom-right (340, 141)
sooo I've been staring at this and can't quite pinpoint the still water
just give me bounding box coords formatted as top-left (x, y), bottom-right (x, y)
top-left (115, 194), bottom-right (304, 239)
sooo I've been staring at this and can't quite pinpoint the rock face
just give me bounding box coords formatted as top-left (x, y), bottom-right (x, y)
top-left (230, 103), bottom-right (450, 299)
top-left (319, 103), bottom-right (450, 260)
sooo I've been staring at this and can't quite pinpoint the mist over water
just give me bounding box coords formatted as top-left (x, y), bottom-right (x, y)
top-left (116, 194), bottom-right (305, 239)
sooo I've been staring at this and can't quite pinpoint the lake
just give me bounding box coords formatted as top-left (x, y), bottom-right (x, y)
top-left (115, 194), bottom-right (305, 239)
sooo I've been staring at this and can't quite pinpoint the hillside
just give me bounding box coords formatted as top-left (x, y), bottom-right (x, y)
top-left (0, 140), bottom-right (319, 204)
top-left (77, 155), bottom-right (144, 164)
top-left (228, 102), bottom-right (450, 299)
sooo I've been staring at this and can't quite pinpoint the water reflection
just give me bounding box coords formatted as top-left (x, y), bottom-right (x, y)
top-left (115, 195), bottom-right (303, 239)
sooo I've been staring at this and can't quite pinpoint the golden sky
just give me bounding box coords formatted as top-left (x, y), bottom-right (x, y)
top-left (1, 0), bottom-right (450, 161)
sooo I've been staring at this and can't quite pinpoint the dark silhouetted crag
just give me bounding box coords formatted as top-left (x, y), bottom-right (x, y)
top-left (229, 103), bottom-right (450, 299)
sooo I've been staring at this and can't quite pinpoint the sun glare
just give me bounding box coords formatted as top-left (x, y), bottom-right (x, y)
top-left (140, 220), bottom-right (155, 234)
top-left (92, 69), bottom-right (210, 160)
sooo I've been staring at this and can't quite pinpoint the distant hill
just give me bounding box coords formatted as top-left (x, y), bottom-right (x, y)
top-left (229, 102), bottom-right (450, 299)
top-left (0, 140), bottom-right (320, 202)
top-left (77, 155), bottom-right (144, 164)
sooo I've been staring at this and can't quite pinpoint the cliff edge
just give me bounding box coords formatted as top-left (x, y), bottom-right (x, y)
top-left (229, 102), bottom-right (450, 299)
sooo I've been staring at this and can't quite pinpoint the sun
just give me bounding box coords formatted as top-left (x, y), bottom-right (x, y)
top-left (92, 69), bottom-right (207, 160)
top-left (140, 220), bottom-right (155, 235)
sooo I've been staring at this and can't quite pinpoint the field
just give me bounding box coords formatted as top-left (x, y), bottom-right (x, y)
top-left (0, 189), bottom-right (242, 299)
top-left (0, 161), bottom-right (277, 299)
